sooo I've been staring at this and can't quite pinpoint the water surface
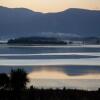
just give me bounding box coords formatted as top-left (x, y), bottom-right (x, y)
top-left (0, 45), bottom-right (100, 90)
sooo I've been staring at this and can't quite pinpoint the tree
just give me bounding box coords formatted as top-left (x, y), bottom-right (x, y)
top-left (10, 68), bottom-right (29, 90)
top-left (0, 73), bottom-right (9, 89)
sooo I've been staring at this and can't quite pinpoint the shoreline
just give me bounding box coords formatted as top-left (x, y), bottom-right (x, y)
top-left (0, 43), bottom-right (100, 47)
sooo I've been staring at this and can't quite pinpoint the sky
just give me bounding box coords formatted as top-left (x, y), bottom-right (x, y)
top-left (0, 0), bottom-right (100, 13)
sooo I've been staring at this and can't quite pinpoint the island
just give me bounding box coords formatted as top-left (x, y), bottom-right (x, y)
top-left (7, 36), bottom-right (100, 46)
top-left (7, 37), bottom-right (67, 45)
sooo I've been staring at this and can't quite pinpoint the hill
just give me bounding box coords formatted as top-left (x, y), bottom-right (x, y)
top-left (0, 6), bottom-right (100, 39)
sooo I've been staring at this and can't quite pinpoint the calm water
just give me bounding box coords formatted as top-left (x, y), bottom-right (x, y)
top-left (0, 45), bottom-right (100, 54)
top-left (0, 44), bottom-right (100, 90)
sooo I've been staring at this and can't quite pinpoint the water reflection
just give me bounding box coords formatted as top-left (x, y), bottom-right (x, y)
top-left (0, 65), bottom-right (100, 79)
top-left (1, 65), bottom-right (100, 90)
top-left (0, 54), bottom-right (99, 59)
top-left (28, 79), bottom-right (100, 90)
top-left (27, 66), bottom-right (100, 90)
top-left (27, 66), bottom-right (100, 79)
top-left (0, 46), bottom-right (100, 54)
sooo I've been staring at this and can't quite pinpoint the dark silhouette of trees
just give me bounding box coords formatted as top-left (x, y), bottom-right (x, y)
top-left (0, 73), bottom-right (9, 89)
top-left (0, 68), bottom-right (29, 91)
top-left (10, 68), bottom-right (29, 91)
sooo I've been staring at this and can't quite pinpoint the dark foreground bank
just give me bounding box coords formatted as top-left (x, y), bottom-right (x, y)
top-left (0, 88), bottom-right (100, 100)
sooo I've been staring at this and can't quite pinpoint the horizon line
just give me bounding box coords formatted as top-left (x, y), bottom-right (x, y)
top-left (0, 6), bottom-right (100, 13)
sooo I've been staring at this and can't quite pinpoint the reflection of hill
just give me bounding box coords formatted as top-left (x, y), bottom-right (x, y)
top-left (1, 65), bottom-right (100, 77)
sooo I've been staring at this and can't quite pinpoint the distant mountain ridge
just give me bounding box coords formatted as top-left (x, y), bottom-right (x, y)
top-left (0, 6), bottom-right (100, 39)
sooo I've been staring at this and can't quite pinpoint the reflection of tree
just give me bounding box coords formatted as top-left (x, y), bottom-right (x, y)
top-left (10, 68), bottom-right (29, 90)
top-left (0, 73), bottom-right (9, 89)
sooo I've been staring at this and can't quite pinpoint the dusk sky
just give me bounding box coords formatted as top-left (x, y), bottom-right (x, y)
top-left (0, 0), bottom-right (100, 13)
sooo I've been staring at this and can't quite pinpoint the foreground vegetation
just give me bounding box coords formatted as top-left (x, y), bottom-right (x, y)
top-left (0, 68), bottom-right (100, 100)
top-left (0, 88), bottom-right (100, 100)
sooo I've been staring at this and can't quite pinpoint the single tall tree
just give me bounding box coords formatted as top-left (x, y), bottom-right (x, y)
top-left (10, 68), bottom-right (29, 90)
